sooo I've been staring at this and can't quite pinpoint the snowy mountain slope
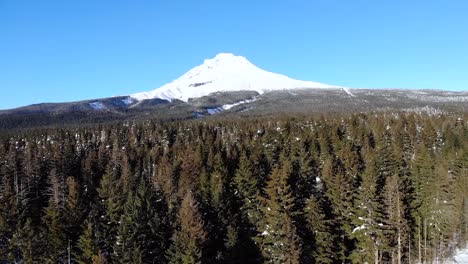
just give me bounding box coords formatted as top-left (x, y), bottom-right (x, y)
top-left (131, 53), bottom-right (342, 102)
top-left (2, 53), bottom-right (468, 130)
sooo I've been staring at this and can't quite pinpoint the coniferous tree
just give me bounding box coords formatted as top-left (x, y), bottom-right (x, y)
top-left (0, 162), bottom-right (19, 261)
top-left (114, 177), bottom-right (169, 263)
top-left (350, 157), bottom-right (383, 264)
top-left (76, 220), bottom-right (98, 264)
top-left (0, 112), bottom-right (466, 263)
top-left (42, 193), bottom-right (67, 263)
top-left (15, 218), bottom-right (41, 264)
top-left (231, 152), bottom-right (264, 263)
top-left (257, 160), bottom-right (301, 264)
top-left (167, 191), bottom-right (207, 264)
top-left (304, 196), bottom-right (335, 264)
top-left (322, 157), bottom-right (355, 262)
top-left (382, 174), bottom-right (407, 264)
top-left (113, 191), bottom-right (143, 264)
top-left (233, 153), bottom-right (262, 225)
top-left (92, 250), bottom-right (108, 264)
top-left (96, 163), bottom-right (125, 258)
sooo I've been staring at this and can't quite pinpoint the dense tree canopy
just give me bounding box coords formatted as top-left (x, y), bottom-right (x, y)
top-left (0, 113), bottom-right (467, 263)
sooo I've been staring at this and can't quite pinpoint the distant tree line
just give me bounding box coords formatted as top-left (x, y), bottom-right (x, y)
top-left (0, 113), bottom-right (467, 263)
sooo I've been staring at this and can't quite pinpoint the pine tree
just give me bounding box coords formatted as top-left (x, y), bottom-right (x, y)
top-left (411, 144), bottom-right (435, 263)
top-left (321, 157), bottom-right (354, 262)
top-left (167, 191), bottom-right (207, 264)
top-left (350, 157), bottom-right (384, 264)
top-left (233, 153), bottom-right (262, 225)
top-left (15, 218), bottom-right (41, 264)
top-left (114, 177), bottom-right (169, 263)
top-left (92, 250), bottom-right (108, 264)
top-left (96, 163), bottom-right (125, 257)
top-left (290, 147), bottom-right (319, 213)
top-left (257, 160), bottom-right (301, 264)
top-left (395, 124), bottom-right (416, 262)
top-left (0, 162), bottom-right (19, 261)
top-left (375, 130), bottom-right (399, 191)
top-left (231, 153), bottom-right (264, 263)
top-left (204, 151), bottom-right (241, 262)
top-left (382, 174), bottom-right (407, 264)
top-left (304, 196), bottom-right (335, 264)
top-left (452, 150), bottom-right (468, 248)
top-left (64, 176), bottom-right (83, 261)
top-left (76, 220), bottom-right (98, 264)
top-left (42, 196), bottom-right (67, 263)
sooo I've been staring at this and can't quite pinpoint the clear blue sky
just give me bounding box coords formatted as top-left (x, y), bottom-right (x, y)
top-left (1, 0), bottom-right (467, 109)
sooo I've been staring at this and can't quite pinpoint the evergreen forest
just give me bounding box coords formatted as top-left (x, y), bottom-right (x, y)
top-left (0, 113), bottom-right (467, 264)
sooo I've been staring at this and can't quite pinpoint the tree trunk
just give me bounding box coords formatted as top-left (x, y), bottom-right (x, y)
top-left (418, 217), bottom-right (422, 264)
top-left (465, 197), bottom-right (468, 247)
top-left (408, 234), bottom-right (411, 264)
top-left (397, 194), bottom-right (401, 264)
top-left (375, 247), bottom-right (379, 264)
top-left (68, 239), bottom-right (71, 264)
top-left (424, 218), bottom-right (427, 264)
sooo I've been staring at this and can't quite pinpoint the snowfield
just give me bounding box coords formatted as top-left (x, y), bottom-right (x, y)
top-left (89, 102), bottom-right (106, 110)
top-left (444, 248), bottom-right (468, 264)
top-left (131, 53), bottom-right (343, 102)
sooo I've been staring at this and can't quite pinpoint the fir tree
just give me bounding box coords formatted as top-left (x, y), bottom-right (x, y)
top-left (15, 218), bottom-right (41, 264)
top-left (304, 196), bottom-right (335, 264)
top-left (0, 163), bottom-right (19, 261)
top-left (257, 160), bottom-right (301, 264)
top-left (76, 220), bottom-right (98, 264)
top-left (96, 163), bottom-right (125, 258)
top-left (167, 191), bottom-right (207, 264)
top-left (233, 153), bottom-right (262, 225)
top-left (382, 174), bottom-right (407, 263)
top-left (322, 157), bottom-right (355, 262)
top-left (42, 195), bottom-right (67, 263)
top-left (350, 157), bottom-right (384, 264)
top-left (114, 177), bottom-right (169, 263)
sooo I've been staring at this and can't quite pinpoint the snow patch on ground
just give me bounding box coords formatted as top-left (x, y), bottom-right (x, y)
top-left (343, 87), bottom-right (355, 97)
top-left (206, 97), bottom-right (258, 115)
top-left (206, 107), bottom-right (223, 115)
top-left (404, 106), bottom-right (444, 116)
top-left (352, 224), bottom-right (366, 233)
top-left (444, 248), bottom-right (468, 263)
top-left (221, 97), bottom-right (257, 110)
top-left (121, 97), bottom-right (135, 105)
top-left (454, 248), bottom-right (468, 263)
top-left (89, 102), bottom-right (106, 110)
top-left (407, 94), bottom-right (468, 102)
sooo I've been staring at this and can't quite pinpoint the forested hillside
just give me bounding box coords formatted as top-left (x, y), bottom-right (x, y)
top-left (0, 113), bottom-right (467, 263)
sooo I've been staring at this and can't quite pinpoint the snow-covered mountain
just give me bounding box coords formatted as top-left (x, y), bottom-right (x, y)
top-left (131, 53), bottom-right (342, 102)
top-left (2, 52), bottom-right (468, 130)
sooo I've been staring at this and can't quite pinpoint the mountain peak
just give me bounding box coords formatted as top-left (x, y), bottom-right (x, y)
top-left (131, 53), bottom-right (340, 102)
top-left (203, 53), bottom-right (252, 69)
top-left (209, 52), bottom-right (244, 61)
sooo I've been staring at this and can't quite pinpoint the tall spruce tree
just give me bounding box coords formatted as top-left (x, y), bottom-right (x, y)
top-left (350, 157), bottom-right (384, 264)
top-left (96, 162), bottom-right (125, 258)
top-left (0, 162), bottom-right (19, 261)
top-left (304, 196), bottom-right (335, 264)
top-left (167, 191), bottom-right (207, 264)
top-left (322, 157), bottom-right (355, 262)
top-left (257, 159), bottom-right (301, 264)
top-left (76, 220), bottom-right (99, 264)
top-left (114, 176), bottom-right (169, 263)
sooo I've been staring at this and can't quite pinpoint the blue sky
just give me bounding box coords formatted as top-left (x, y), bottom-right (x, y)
top-left (1, 0), bottom-right (467, 109)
